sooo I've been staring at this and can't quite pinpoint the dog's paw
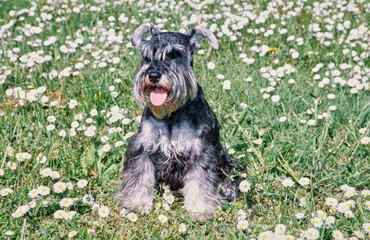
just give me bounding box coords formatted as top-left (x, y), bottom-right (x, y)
top-left (188, 211), bottom-right (215, 222)
top-left (184, 195), bottom-right (219, 222)
top-left (220, 181), bottom-right (239, 201)
top-left (116, 188), bottom-right (154, 213)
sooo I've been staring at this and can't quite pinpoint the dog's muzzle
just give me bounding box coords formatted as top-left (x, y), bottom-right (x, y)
top-left (148, 71), bottom-right (161, 84)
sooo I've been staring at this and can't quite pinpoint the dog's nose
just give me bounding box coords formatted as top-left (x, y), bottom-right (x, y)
top-left (148, 72), bottom-right (161, 83)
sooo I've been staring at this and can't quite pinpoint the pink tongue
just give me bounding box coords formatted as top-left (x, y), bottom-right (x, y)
top-left (150, 88), bottom-right (168, 106)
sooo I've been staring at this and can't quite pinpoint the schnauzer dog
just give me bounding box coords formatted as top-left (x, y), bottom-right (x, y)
top-left (116, 23), bottom-right (237, 221)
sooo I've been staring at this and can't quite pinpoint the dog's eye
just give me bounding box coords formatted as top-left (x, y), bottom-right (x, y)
top-left (169, 50), bottom-right (182, 59)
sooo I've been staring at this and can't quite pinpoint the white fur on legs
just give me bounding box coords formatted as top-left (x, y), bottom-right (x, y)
top-left (181, 166), bottom-right (221, 221)
top-left (117, 155), bottom-right (155, 213)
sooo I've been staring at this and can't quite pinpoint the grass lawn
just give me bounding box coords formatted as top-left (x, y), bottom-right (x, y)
top-left (0, 0), bottom-right (369, 239)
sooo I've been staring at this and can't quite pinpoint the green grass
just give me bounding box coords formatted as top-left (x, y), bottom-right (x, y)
top-left (0, 0), bottom-right (369, 239)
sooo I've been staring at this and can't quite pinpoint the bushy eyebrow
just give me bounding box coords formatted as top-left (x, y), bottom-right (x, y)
top-left (141, 42), bottom-right (187, 61)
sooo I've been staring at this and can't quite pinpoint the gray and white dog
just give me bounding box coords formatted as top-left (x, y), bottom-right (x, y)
top-left (116, 23), bottom-right (237, 221)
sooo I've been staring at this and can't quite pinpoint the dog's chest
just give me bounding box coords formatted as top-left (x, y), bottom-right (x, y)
top-left (138, 117), bottom-right (201, 157)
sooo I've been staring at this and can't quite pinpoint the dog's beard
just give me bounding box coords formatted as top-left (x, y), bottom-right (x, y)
top-left (134, 70), bottom-right (198, 119)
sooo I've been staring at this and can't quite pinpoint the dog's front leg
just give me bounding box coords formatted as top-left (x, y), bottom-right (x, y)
top-left (182, 149), bottom-right (223, 221)
top-left (116, 151), bottom-right (155, 213)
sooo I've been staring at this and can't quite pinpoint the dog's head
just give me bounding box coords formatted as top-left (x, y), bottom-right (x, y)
top-left (131, 23), bottom-right (219, 119)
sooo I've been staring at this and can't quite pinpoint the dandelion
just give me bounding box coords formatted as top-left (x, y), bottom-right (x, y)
top-left (98, 206), bottom-right (110, 217)
top-left (282, 178), bottom-right (294, 187)
top-left (238, 179), bottom-right (252, 193)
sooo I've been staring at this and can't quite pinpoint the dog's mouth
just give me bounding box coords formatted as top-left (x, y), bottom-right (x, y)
top-left (150, 87), bottom-right (168, 106)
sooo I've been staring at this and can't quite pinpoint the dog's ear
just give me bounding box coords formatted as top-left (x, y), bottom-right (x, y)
top-left (132, 23), bottom-right (161, 47)
top-left (186, 26), bottom-right (219, 50)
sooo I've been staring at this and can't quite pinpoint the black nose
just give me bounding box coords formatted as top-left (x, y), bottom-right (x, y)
top-left (148, 72), bottom-right (161, 83)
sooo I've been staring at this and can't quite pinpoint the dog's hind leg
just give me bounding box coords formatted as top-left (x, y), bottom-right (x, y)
top-left (217, 144), bottom-right (239, 201)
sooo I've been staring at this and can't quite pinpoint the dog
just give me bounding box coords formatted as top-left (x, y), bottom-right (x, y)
top-left (116, 23), bottom-right (237, 221)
